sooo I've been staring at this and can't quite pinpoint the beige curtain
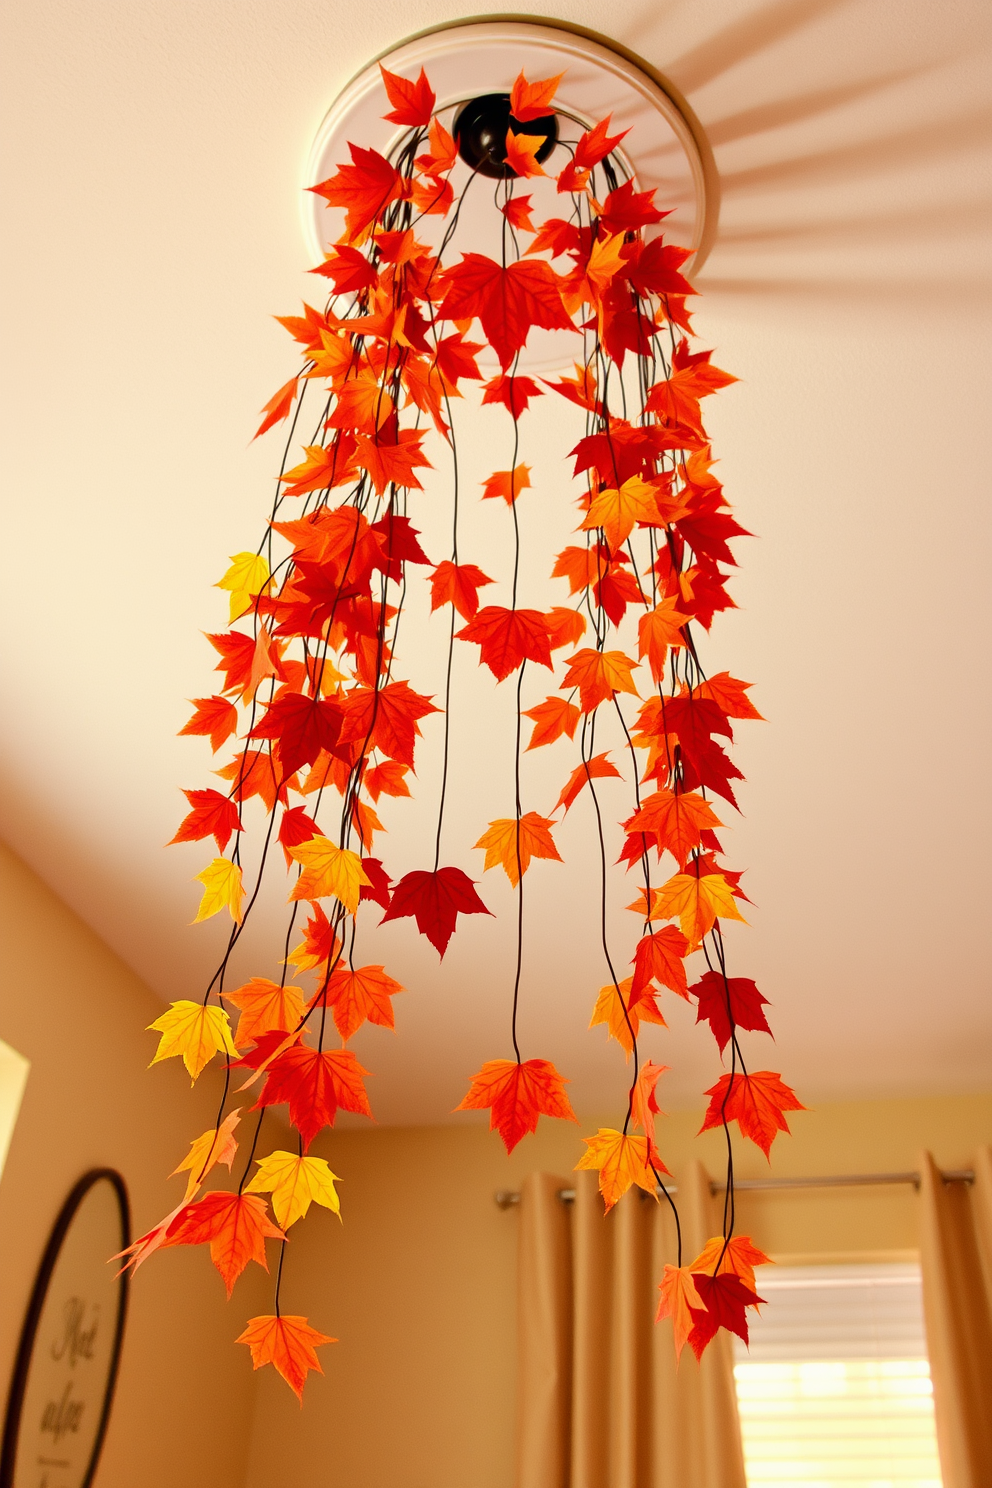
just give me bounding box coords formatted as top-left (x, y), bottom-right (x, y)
top-left (918, 1147), bottom-right (992, 1488)
top-left (516, 1163), bottom-right (747, 1488)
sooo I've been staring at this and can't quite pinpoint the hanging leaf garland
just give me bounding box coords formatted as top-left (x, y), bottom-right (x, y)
top-left (141, 64), bottom-right (797, 1398)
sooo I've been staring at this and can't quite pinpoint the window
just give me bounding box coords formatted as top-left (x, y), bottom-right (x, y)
top-left (0, 1036), bottom-right (30, 1179)
top-left (734, 1262), bottom-right (942, 1487)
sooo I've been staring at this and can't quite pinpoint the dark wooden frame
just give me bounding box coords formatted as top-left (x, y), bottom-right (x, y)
top-left (0, 1169), bottom-right (131, 1488)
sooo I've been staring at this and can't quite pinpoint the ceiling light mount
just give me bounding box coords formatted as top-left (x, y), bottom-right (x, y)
top-left (453, 93), bottom-right (558, 179)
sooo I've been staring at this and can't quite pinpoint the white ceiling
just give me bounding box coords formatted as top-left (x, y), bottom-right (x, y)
top-left (2, 0), bottom-right (990, 1124)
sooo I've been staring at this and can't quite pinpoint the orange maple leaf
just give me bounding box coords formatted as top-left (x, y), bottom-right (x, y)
top-left (641, 870), bottom-right (746, 946)
top-left (561, 647), bottom-right (639, 713)
top-left (428, 560), bottom-right (494, 621)
top-left (254, 376), bottom-right (298, 440)
top-left (456, 1058), bottom-right (576, 1152)
top-left (180, 696), bottom-right (239, 753)
top-left (630, 925), bottom-right (690, 1000)
top-left (544, 606), bottom-right (587, 650)
top-left (379, 64), bottom-right (435, 127)
top-left (226, 978), bottom-right (305, 1048)
top-left (324, 963), bottom-right (404, 1041)
top-left (554, 751), bottom-right (622, 813)
top-left (522, 696), bottom-right (580, 750)
top-left (689, 1234), bottom-right (772, 1295)
top-left (656, 1264), bottom-right (704, 1361)
top-left (699, 1071), bottom-right (806, 1158)
top-left (160, 1191), bottom-right (285, 1296)
top-left (589, 976), bottom-right (666, 1058)
top-left (581, 475), bottom-right (662, 554)
top-left (438, 254), bottom-right (573, 369)
top-left (624, 788), bottom-right (722, 869)
top-left (504, 129), bottom-right (549, 178)
top-left (638, 597), bottom-right (690, 682)
top-left (631, 1060), bottom-right (668, 1165)
top-left (237, 1314), bottom-right (336, 1402)
top-left (481, 464), bottom-right (532, 505)
top-left (474, 812), bottom-right (562, 887)
top-left (509, 69), bottom-right (564, 121)
top-left (309, 144), bottom-right (403, 243)
top-left (456, 606), bottom-right (554, 680)
top-left (575, 1129), bottom-right (666, 1212)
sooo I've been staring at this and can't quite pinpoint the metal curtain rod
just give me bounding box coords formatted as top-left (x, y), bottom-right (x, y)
top-left (494, 1168), bottom-right (975, 1209)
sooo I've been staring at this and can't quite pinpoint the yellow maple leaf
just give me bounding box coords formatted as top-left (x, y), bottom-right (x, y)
top-left (581, 475), bottom-right (661, 553)
top-left (194, 857), bottom-right (245, 923)
top-left (633, 871), bottom-right (746, 947)
top-left (170, 1108), bottom-right (242, 1200)
top-left (474, 811), bottom-right (562, 887)
top-left (215, 551), bottom-right (271, 622)
top-left (589, 976), bottom-right (666, 1058)
top-left (148, 1001), bottom-right (238, 1082)
top-left (287, 837), bottom-right (370, 913)
top-left (574, 1127), bottom-right (661, 1212)
top-left (245, 1150), bottom-right (342, 1228)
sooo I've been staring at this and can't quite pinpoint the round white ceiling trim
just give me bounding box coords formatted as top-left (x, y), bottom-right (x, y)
top-left (302, 20), bottom-right (711, 275)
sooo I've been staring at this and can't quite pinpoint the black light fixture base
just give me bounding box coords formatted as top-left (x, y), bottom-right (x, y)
top-left (453, 93), bottom-right (558, 179)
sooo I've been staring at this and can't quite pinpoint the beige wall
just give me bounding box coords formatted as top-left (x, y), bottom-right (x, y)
top-left (0, 841), bottom-right (263, 1488)
top-left (243, 1092), bottom-right (991, 1488)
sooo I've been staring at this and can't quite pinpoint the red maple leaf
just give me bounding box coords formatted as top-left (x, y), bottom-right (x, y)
top-left (509, 69), bottom-right (564, 122)
top-left (309, 244), bottom-right (378, 293)
top-left (428, 561), bottom-right (494, 621)
top-left (277, 804), bottom-right (320, 868)
top-left (379, 64), bottom-right (435, 126)
top-left (249, 692), bottom-right (344, 777)
top-left (598, 179), bottom-right (666, 234)
top-left (337, 680), bottom-right (439, 768)
top-left (455, 606), bottom-right (554, 680)
top-left (630, 925), bottom-right (690, 999)
top-left (309, 145), bottom-right (403, 242)
top-left (256, 1045), bottom-right (373, 1149)
top-left (170, 788), bottom-right (242, 853)
top-left (353, 429), bottom-right (432, 494)
top-left (380, 866), bottom-right (491, 957)
top-left (699, 1071), bottom-right (805, 1158)
top-left (574, 115), bottom-right (630, 167)
top-left (359, 856), bottom-right (392, 910)
top-left (456, 1058), bottom-right (576, 1152)
top-left (692, 973), bottom-right (772, 1055)
top-left (481, 373), bottom-right (543, 416)
top-left (206, 631), bottom-right (257, 695)
top-left (437, 254), bottom-right (574, 369)
top-left (160, 1191), bottom-right (285, 1297)
top-left (254, 376), bottom-right (299, 440)
top-left (688, 1272), bottom-right (764, 1357)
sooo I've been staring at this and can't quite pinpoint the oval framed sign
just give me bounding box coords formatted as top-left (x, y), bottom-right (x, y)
top-left (1, 1170), bottom-right (130, 1488)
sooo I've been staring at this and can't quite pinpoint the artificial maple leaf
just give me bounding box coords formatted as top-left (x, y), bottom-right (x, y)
top-left (694, 672), bottom-right (763, 720)
top-left (180, 696), bottom-right (239, 753)
top-left (428, 560), bottom-right (494, 621)
top-left (437, 255), bottom-right (573, 369)
top-left (688, 1272), bottom-right (764, 1356)
top-left (359, 856), bottom-right (392, 910)
top-left (631, 1060), bottom-right (668, 1165)
top-left (381, 866), bottom-right (491, 957)
top-left (502, 194), bottom-right (536, 232)
top-left (544, 606), bottom-right (587, 650)
top-left (630, 925), bottom-right (690, 1000)
top-left (474, 812), bottom-right (562, 887)
top-left (638, 597), bottom-right (690, 682)
top-left (254, 376), bottom-right (299, 440)
top-left (215, 750), bottom-right (290, 814)
top-left (481, 372), bottom-right (543, 416)
top-left (148, 1000), bottom-right (238, 1082)
top-left (414, 116), bottom-right (457, 177)
top-left (206, 630), bottom-right (258, 695)
top-left (689, 1234), bottom-right (772, 1295)
top-left (288, 838), bottom-right (371, 913)
top-left (353, 428), bottom-right (432, 494)
top-left (656, 1264), bottom-right (705, 1360)
top-left (561, 647), bottom-right (639, 713)
top-left (286, 904), bottom-right (341, 976)
top-left (481, 463), bottom-right (532, 504)
top-left (324, 962), bottom-right (403, 1040)
top-left (309, 244), bottom-right (378, 293)
top-left (216, 551), bottom-right (271, 622)
top-left (648, 870), bottom-right (745, 946)
top-left (257, 1045), bottom-right (373, 1148)
top-left (193, 857), bottom-right (245, 924)
top-left (504, 128), bottom-right (549, 178)
top-left (249, 693), bottom-right (345, 777)
top-left (699, 1071), bottom-right (806, 1158)
top-left (581, 475), bottom-right (663, 553)
top-left (337, 680), bottom-right (439, 769)
top-left (456, 1058), bottom-right (576, 1152)
top-left (170, 1109), bottom-right (242, 1202)
top-left (624, 789), bottom-right (723, 868)
top-left (245, 1150), bottom-right (342, 1228)
top-left (379, 63), bottom-right (435, 126)
top-left (363, 759), bottom-right (411, 802)
top-left (410, 173), bottom-right (454, 217)
top-left (544, 361), bottom-right (598, 412)
top-left (278, 805), bottom-right (321, 869)
top-left (226, 978), bottom-right (305, 1048)
top-left (692, 972), bottom-right (772, 1055)
top-left (523, 695), bottom-right (580, 750)
top-left (161, 1191), bottom-right (285, 1297)
top-left (309, 144), bottom-right (403, 242)
top-left (590, 975), bottom-right (666, 1057)
top-left (554, 751), bottom-right (622, 814)
top-left (575, 1129), bottom-right (665, 1212)
top-left (170, 789), bottom-right (242, 853)
top-left (237, 1314), bottom-right (336, 1402)
top-left (456, 606), bottom-right (554, 680)
top-left (278, 442), bottom-right (355, 497)
top-left (509, 68), bottom-right (564, 121)
top-left (575, 114), bottom-right (629, 167)
top-left (598, 178), bottom-right (666, 234)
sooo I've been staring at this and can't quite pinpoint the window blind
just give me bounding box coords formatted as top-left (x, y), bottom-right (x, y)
top-left (733, 1263), bottom-right (942, 1487)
